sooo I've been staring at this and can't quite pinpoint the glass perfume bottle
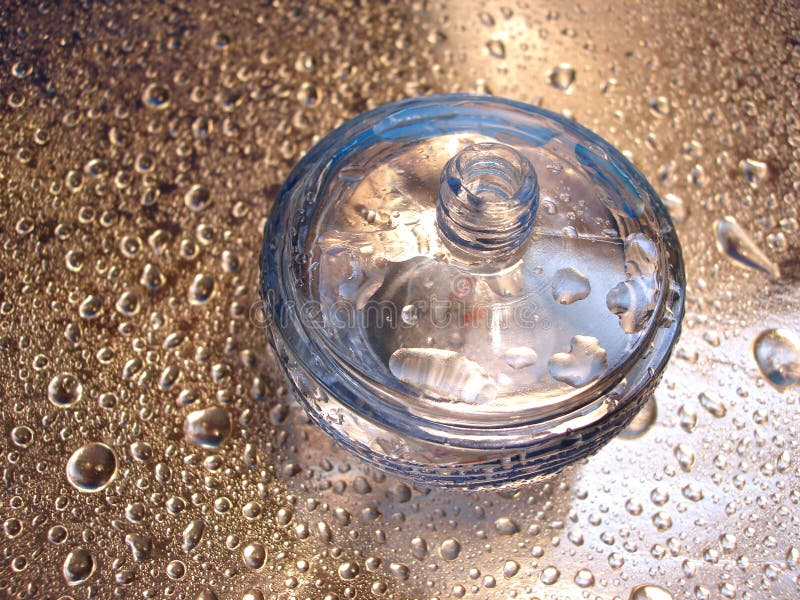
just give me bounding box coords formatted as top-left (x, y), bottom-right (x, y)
top-left (261, 94), bottom-right (684, 488)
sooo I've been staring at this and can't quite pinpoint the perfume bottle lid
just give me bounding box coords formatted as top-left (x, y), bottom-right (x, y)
top-left (261, 94), bottom-right (684, 487)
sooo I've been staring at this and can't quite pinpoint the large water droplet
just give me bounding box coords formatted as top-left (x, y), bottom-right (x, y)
top-left (503, 346), bottom-right (538, 369)
top-left (439, 538), bottom-right (461, 561)
top-left (548, 335), bottom-right (608, 387)
top-left (66, 442), bottom-right (118, 492)
top-left (715, 216), bottom-right (780, 279)
top-left (629, 583), bottom-right (674, 600)
top-left (551, 267), bottom-right (590, 304)
top-left (184, 406), bottom-right (232, 448)
top-left (63, 548), bottom-right (95, 586)
top-left (752, 328), bottom-right (800, 390)
top-left (242, 542), bottom-right (267, 570)
top-left (48, 373), bottom-right (83, 407)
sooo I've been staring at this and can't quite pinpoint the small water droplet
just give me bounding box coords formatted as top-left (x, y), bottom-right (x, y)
top-left (189, 273), bottom-right (215, 305)
top-left (549, 64), bottom-right (575, 90)
top-left (662, 193), bottom-right (688, 224)
top-left (740, 158), bottom-right (768, 186)
top-left (184, 184), bottom-right (212, 212)
top-left (410, 536), bottom-right (428, 560)
top-left (142, 83), bottom-right (171, 109)
top-left (698, 391), bottom-right (727, 418)
top-left (400, 304), bottom-right (419, 326)
top-left (486, 39), bottom-right (506, 59)
top-left (182, 519), bottom-right (206, 552)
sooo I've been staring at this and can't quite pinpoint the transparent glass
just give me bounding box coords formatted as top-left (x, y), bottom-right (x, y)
top-left (261, 94), bottom-right (685, 488)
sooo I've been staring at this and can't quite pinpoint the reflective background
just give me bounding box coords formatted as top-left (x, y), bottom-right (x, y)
top-left (1, 1), bottom-right (798, 599)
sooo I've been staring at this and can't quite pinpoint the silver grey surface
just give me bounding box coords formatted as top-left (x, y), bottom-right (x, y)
top-left (1, 1), bottom-right (798, 599)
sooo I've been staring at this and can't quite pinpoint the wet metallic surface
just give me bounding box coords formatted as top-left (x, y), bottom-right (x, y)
top-left (1, 1), bottom-right (798, 598)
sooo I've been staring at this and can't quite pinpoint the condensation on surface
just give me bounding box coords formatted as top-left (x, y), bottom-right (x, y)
top-left (0, 1), bottom-right (798, 599)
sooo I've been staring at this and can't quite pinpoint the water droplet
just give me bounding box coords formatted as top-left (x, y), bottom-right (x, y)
top-left (166, 560), bottom-right (186, 580)
top-left (242, 542), bottom-right (267, 570)
top-left (629, 583), bottom-right (674, 600)
top-left (409, 536), bottom-right (428, 560)
top-left (549, 64), bottom-right (575, 90)
top-left (752, 328), bottom-right (800, 390)
top-left (652, 511), bottom-right (673, 532)
top-left (678, 405), bottom-right (697, 433)
top-left (551, 267), bottom-right (590, 304)
top-left (115, 291), bottom-right (140, 316)
top-left (189, 273), bottom-right (215, 305)
top-left (439, 538), bottom-right (461, 560)
top-left (674, 444), bottom-right (696, 471)
top-left (182, 519), bottom-right (206, 552)
top-left (649, 96), bottom-right (670, 116)
top-left (400, 304), bottom-right (419, 326)
top-left (184, 406), bottom-right (232, 448)
top-left (338, 561), bottom-right (360, 580)
top-left (66, 442), bottom-right (117, 492)
top-left (63, 548), bottom-right (95, 586)
top-left (715, 216), bottom-right (780, 279)
top-left (142, 83), bottom-right (171, 109)
top-left (494, 517), bottom-right (520, 535)
top-left (503, 346), bottom-right (538, 369)
top-left (125, 533), bottom-right (153, 561)
top-left (575, 568), bottom-right (595, 587)
top-left (48, 373), bottom-right (84, 407)
top-left (698, 391), bottom-right (727, 418)
top-left (140, 263), bottom-right (166, 291)
top-left (78, 294), bottom-right (103, 320)
top-left (10, 426), bottom-right (33, 448)
top-left (389, 562), bottom-right (409, 580)
top-left (503, 560), bottom-right (520, 578)
top-left (185, 185), bottom-right (212, 212)
top-left (540, 566), bottom-right (560, 584)
top-left (548, 335), bottom-right (608, 387)
top-left (740, 158), bottom-right (768, 186)
top-left (486, 39), bottom-right (506, 59)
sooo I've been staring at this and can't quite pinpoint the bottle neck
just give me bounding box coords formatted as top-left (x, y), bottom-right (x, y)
top-left (436, 142), bottom-right (539, 263)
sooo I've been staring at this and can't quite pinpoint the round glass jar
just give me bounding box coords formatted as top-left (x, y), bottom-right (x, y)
top-left (260, 94), bottom-right (685, 488)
